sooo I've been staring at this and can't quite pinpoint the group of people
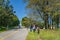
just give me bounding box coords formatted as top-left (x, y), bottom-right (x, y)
top-left (30, 24), bottom-right (40, 34)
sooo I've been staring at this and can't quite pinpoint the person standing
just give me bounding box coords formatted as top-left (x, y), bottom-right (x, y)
top-left (19, 24), bottom-right (21, 29)
top-left (33, 25), bottom-right (36, 32)
top-left (37, 27), bottom-right (40, 34)
top-left (30, 25), bottom-right (33, 32)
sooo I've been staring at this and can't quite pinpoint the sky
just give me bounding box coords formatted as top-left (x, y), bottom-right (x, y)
top-left (10, 0), bottom-right (27, 20)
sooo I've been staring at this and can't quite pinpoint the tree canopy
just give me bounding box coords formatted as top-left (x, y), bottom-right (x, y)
top-left (24, 0), bottom-right (60, 29)
top-left (0, 0), bottom-right (20, 30)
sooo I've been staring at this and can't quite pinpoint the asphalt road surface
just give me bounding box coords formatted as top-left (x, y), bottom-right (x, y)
top-left (0, 28), bottom-right (28, 40)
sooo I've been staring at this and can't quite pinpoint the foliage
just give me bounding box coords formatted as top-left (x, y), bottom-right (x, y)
top-left (22, 17), bottom-right (30, 28)
top-left (0, 0), bottom-right (20, 29)
top-left (22, 16), bottom-right (44, 28)
top-left (24, 0), bottom-right (60, 29)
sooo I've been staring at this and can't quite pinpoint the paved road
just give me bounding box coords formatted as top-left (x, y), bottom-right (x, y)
top-left (0, 28), bottom-right (28, 40)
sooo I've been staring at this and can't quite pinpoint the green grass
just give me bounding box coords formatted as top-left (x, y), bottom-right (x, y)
top-left (0, 30), bottom-right (5, 33)
top-left (26, 32), bottom-right (40, 40)
top-left (0, 27), bottom-right (7, 33)
top-left (26, 29), bottom-right (60, 40)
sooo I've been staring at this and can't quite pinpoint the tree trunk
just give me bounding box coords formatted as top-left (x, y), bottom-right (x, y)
top-left (44, 13), bottom-right (49, 29)
top-left (51, 18), bottom-right (54, 29)
top-left (56, 16), bottom-right (59, 28)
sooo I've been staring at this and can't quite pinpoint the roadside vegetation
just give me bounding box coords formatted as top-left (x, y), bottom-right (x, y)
top-left (0, 0), bottom-right (20, 31)
top-left (23, 0), bottom-right (60, 39)
top-left (23, 0), bottom-right (60, 29)
top-left (0, 30), bottom-right (5, 33)
top-left (26, 29), bottom-right (60, 40)
top-left (26, 32), bottom-right (39, 40)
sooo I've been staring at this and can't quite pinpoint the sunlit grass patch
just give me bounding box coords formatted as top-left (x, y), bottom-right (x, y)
top-left (40, 29), bottom-right (60, 40)
top-left (26, 29), bottom-right (60, 40)
top-left (26, 32), bottom-right (40, 40)
top-left (0, 30), bottom-right (5, 33)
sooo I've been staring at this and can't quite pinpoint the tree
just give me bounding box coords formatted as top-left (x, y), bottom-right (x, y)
top-left (24, 0), bottom-right (60, 29)
top-left (0, 0), bottom-right (20, 30)
top-left (22, 17), bottom-right (30, 28)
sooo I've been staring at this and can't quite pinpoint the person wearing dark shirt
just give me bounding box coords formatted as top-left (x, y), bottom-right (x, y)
top-left (30, 25), bottom-right (33, 32)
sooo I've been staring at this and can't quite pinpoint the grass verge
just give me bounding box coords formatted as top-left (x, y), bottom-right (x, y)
top-left (26, 29), bottom-right (60, 40)
top-left (0, 30), bottom-right (5, 33)
top-left (26, 32), bottom-right (40, 40)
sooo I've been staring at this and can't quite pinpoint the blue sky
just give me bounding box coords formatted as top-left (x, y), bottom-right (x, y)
top-left (10, 0), bottom-right (27, 20)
